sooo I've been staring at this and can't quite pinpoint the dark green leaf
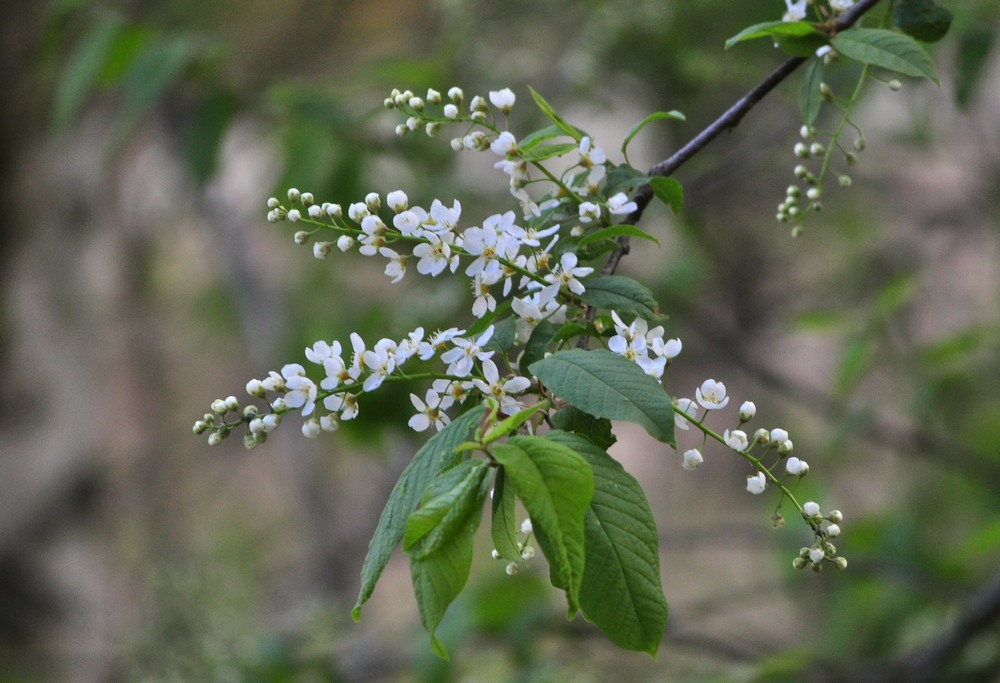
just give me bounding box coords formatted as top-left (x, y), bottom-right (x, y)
top-left (485, 315), bottom-right (517, 354)
top-left (530, 349), bottom-right (675, 445)
top-left (491, 467), bottom-right (521, 561)
top-left (725, 20), bottom-right (823, 50)
top-left (528, 86), bottom-right (583, 142)
top-left (605, 164), bottom-right (653, 195)
top-left (403, 459), bottom-right (490, 559)
top-left (519, 320), bottom-right (557, 374)
top-left (832, 28), bottom-right (939, 85)
top-left (551, 407), bottom-right (617, 450)
top-left (551, 322), bottom-right (593, 344)
top-left (547, 432), bottom-right (667, 656)
top-left (579, 225), bottom-right (659, 248)
top-left (893, 0), bottom-right (953, 43)
top-left (353, 406), bottom-right (484, 620)
top-left (492, 436), bottom-right (594, 615)
top-left (775, 31), bottom-right (830, 57)
top-left (579, 275), bottom-right (661, 320)
top-left (410, 492), bottom-right (485, 660)
top-left (799, 59), bottom-right (827, 126)
top-left (649, 176), bottom-right (683, 214)
top-left (520, 142), bottom-right (578, 162)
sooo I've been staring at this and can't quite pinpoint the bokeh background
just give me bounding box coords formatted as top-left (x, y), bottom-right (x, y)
top-left (2, 1), bottom-right (1000, 681)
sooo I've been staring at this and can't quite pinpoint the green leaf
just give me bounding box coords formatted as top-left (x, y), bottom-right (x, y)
top-left (799, 59), bottom-right (827, 126)
top-left (353, 406), bottom-right (484, 620)
top-left (774, 31), bottom-right (831, 58)
top-left (122, 35), bottom-right (196, 118)
top-left (519, 320), bottom-right (557, 373)
top-left (530, 349), bottom-right (675, 445)
top-left (518, 123), bottom-right (573, 152)
top-left (893, 0), bottom-right (953, 44)
top-left (492, 436), bottom-right (594, 615)
top-left (725, 20), bottom-right (823, 50)
top-left (579, 275), bottom-right (661, 320)
top-left (53, 13), bottom-right (125, 130)
top-left (579, 225), bottom-right (659, 248)
top-left (484, 400), bottom-right (551, 446)
top-left (649, 176), bottom-right (683, 214)
top-left (832, 28), bottom-right (940, 85)
top-left (528, 86), bottom-right (583, 142)
top-left (491, 467), bottom-right (521, 562)
top-left (520, 142), bottom-right (579, 162)
top-left (546, 432), bottom-right (667, 656)
top-left (184, 88), bottom-right (238, 183)
top-left (403, 459), bottom-right (490, 559)
top-left (605, 164), bottom-right (653, 195)
top-left (410, 496), bottom-right (484, 660)
top-left (485, 315), bottom-right (517, 354)
top-left (620, 111), bottom-right (685, 166)
top-left (551, 407), bottom-right (617, 450)
top-left (467, 299), bottom-right (511, 340)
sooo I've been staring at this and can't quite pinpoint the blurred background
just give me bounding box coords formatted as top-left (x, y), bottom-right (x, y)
top-left (2, 0), bottom-right (1000, 681)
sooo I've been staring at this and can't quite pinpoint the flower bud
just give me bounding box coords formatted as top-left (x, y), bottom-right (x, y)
top-left (505, 562), bottom-right (518, 576)
top-left (838, 174), bottom-right (852, 187)
top-left (491, 549), bottom-right (501, 560)
top-left (224, 395), bottom-right (239, 411)
top-left (447, 86), bottom-right (464, 104)
top-left (365, 192), bottom-right (381, 212)
top-left (450, 137), bottom-right (463, 151)
top-left (336, 235), bottom-right (354, 252)
top-left (242, 405), bottom-right (259, 418)
top-left (444, 104), bottom-right (459, 119)
top-left (520, 545), bottom-right (535, 560)
top-left (287, 209), bottom-right (301, 223)
top-left (834, 557), bottom-right (848, 570)
top-left (294, 231), bottom-right (310, 245)
top-left (809, 142), bottom-right (825, 156)
top-left (809, 547), bottom-right (826, 564)
top-left (778, 439), bottom-right (794, 455)
top-left (207, 432), bottom-right (223, 446)
top-left (408, 96), bottom-right (424, 110)
top-left (803, 501), bottom-right (821, 517)
top-left (307, 205), bottom-right (322, 218)
top-left (426, 88), bottom-right (442, 105)
top-left (327, 203), bottom-right (343, 219)
top-left (806, 187), bottom-right (821, 201)
top-left (739, 401), bottom-right (756, 422)
top-left (246, 379), bottom-right (265, 397)
top-left (794, 142), bottom-right (809, 158)
top-left (828, 510), bottom-right (843, 524)
top-left (682, 448), bottom-right (703, 470)
top-left (769, 428), bottom-right (789, 445)
top-left (888, 79), bottom-right (902, 91)
top-left (302, 419), bottom-right (321, 438)
top-left (287, 188), bottom-right (301, 203)
top-left (211, 398), bottom-right (228, 415)
top-left (405, 116), bottom-right (421, 131)
top-left (394, 124), bottom-right (408, 137)
top-left (313, 242), bottom-right (333, 259)
top-left (300, 192), bottom-right (314, 206)
top-left (826, 523), bottom-right (841, 537)
top-left (192, 420), bottom-right (208, 435)
top-left (425, 122), bottom-right (440, 137)
top-left (267, 197), bottom-right (280, 209)
top-left (754, 428), bottom-right (770, 444)
top-left (792, 557), bottom-right (809, 570)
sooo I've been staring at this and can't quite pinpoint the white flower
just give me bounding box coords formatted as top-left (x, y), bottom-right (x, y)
top-left (808, 547), bottom-right (826, 564)
top-left (489, 88), bottom-right (516, 113)
top-left (724, 429), bottom-right (750, 452)
top-left (739, 401), bottom-right (756, 422)
top-left (413, 233), bottom-right (458, 276)
top-left (425, 199), bottom-right (462, 234)
top-left (607, 192), bottom-right (637, 215)
top-left (281, 364), bottom-right (317, 417)
top-left (323, 392), bottom-right (359, 420)
top-left (658, 337), bottom-right (682, 359)
top-left (578, 136), bottom-right (606, 168)
top-left (696, 379), bottom-right (730, 410)
top-left (393, 209), bottom-right (426, 237)
top-left (785, 456), bottom-right (809, 476)
top-left (673, 397), bottom-right (698, 430)
top-left (769, 428), bottom-right (789, 445)
top-left (408, 389), bottom-right (452, 432)
top-left (520, 518), bottom-right (533, 534)
top-left (361, 338), bottom-right (398, 392)
top-left (463, 221), bottom-right (510, 279)
top-left (682, 449), bottom-right (704, 470)
top-left (336, 235), bottom-right (354, 252)
top-left (471, 271), bottom-right (499, 318)
top-left (473, 359), bottom-right (531, 413)
top-left (305, 340), bottom-right (342, 365)
top-left (511, 296), bottom-right (545, 343)
top-left (302, 419), bottom-right (321, 439)
top-left (418, 327), bottom-right (465, 360)
top-left (802, 501), bottom-right (821, 517)
top-left (783, 0), bottom-right (806, 22)
top-left (379, 247), bottom-right (407, 283)
top-left (746, 472), bottom-right (767, 494)
top-left (441, 325), bottom-right (495, 377)
top-left (578, 201), bottom-right (602, 224)
top-left (545, 251), bottom-right (593, 295)
top-left (490, 131), bottom-right (517, 156)
top-left (358, 215), bottom-right (388, 256)
top-left (386, 190), bottom-right (408, 212)
top-left (829, 0), bottom-right (853, 12)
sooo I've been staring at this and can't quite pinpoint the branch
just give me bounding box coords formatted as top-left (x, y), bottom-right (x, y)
top-left (603, 0), bottom-right (886, 276)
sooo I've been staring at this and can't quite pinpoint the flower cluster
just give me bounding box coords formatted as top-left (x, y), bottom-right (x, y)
top-left (193, 324), bottom-right (536, 448)
top-left (670, 378), bottom-right (845, 569)
top-left (607, 310), bottom-right (681, 381)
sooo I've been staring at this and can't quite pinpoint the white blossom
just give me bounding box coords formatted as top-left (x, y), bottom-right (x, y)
top-left (682, 448), bottom-right (704, 470)
top-left (746, 472), bottom-right (767, 494)
top-left (696, 379), bottom-right (730, 410)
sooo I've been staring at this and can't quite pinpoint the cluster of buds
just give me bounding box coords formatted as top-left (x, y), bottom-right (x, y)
top-left (794, 503), bottom-right (847, 571)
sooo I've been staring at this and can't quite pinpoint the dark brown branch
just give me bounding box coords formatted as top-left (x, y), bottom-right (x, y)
top-left (607, 0), bottom-right (885, 273)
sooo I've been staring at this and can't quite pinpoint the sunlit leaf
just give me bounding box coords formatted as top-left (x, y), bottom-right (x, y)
top-left (832, 28), bottom-right (939, 85)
